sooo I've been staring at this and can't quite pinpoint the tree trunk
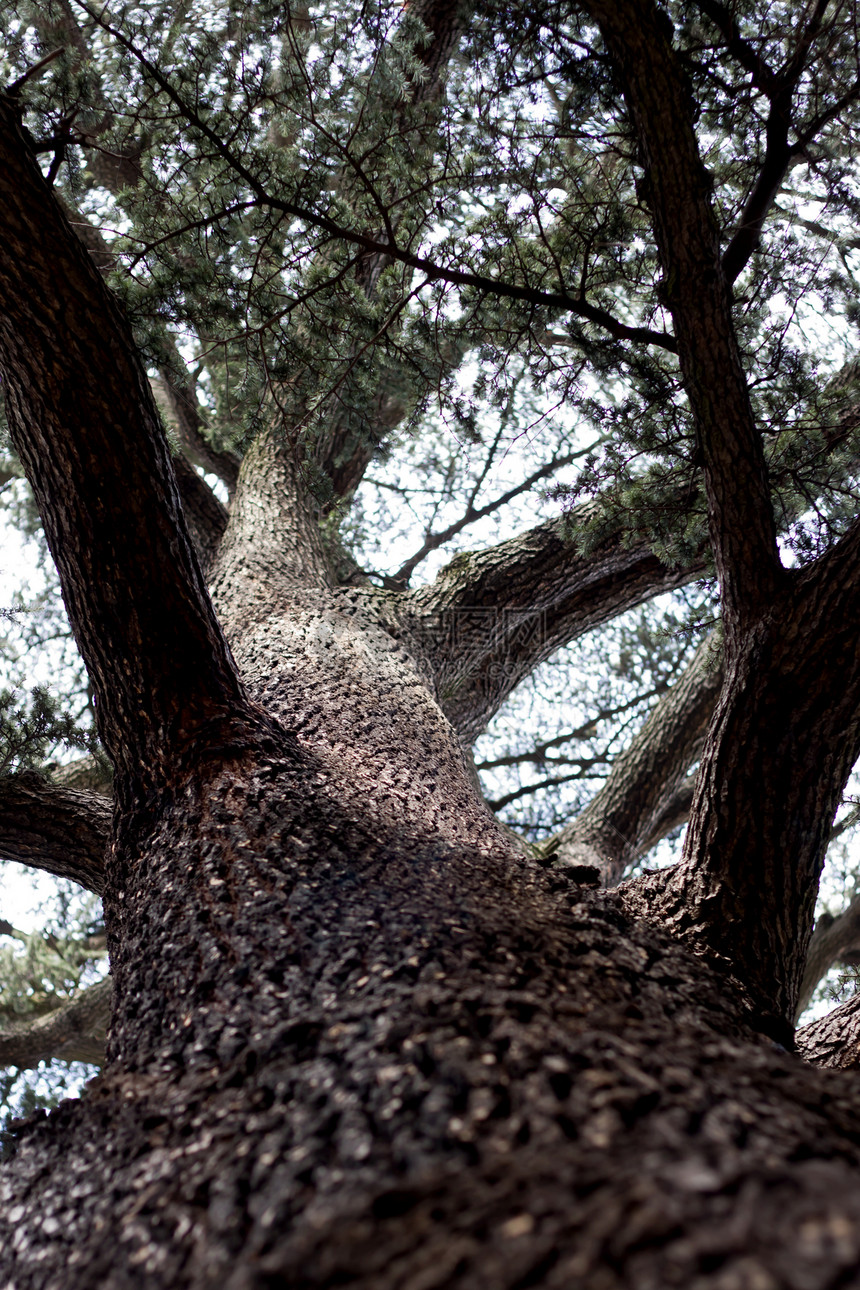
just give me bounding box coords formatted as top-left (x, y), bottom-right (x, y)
top-left (6, 744), bottom-right (860, 1288)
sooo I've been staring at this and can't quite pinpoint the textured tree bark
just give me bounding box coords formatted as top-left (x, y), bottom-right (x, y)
top-left (59, 188), bottom-right (235, 559)
top-left (797, 990), bottom-right (860, 1069)
top-left (0, 771), bottom-right (109, 894)
top-left (9, 848), bottom-right (860, 1289)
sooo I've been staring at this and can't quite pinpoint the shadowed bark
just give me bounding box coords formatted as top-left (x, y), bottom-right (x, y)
top-left (0, 93), bottom-right (257, 801)
top-left (0, 772), bottom-right (109, 895)
top-left (171, 453), bottom-right (229, 571)
top-left (661, 522), bottom-right (860, 1035)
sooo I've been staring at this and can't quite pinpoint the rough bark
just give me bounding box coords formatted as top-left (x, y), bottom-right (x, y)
top-left (210, 423), bottom-right (334, 615)
top-left (797, 991), bottom-right (860, 1069)
top-left (0, 95), bottom-right (256, 801)
top-left (9, 863), bottom-right (860, 1289)
top-left (548, 635), bottom-right (722, 884)
top-left (0, 771), bottom-right (109, 894)
top-left (0, 978), bottom-right (110, 1070)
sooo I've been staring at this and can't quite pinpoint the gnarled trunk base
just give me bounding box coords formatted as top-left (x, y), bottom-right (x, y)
top-left (3, 824), bottom-right (860, 1289)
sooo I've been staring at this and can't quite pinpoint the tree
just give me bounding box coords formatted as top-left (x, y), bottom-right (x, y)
top-left (4, 0), bottom-right (860, 1283)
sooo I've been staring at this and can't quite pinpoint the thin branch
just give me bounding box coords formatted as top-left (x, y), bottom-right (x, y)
top-left (485, 765), bottom-right (608, 812)
top-left (693, 1), bottom-right (778, 96)
top-left (391, 450), bottom-right (589, 587)
top-left (71, 1), bottom-right (679, 354)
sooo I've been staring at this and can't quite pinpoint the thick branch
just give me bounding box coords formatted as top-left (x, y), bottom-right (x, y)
top-left (585, 0), bottom-right (780, 634)
top-left (796, 992), bottom-right (860, 1069)
top-left (209, 427), bottom-right (333, 639)
top-left (0, 977), bottom-right (110, 1070)
top-left (0, 771), bottom-right (109, 895)
top-left (547, 635), bottom-right (722, 884)
top-left (58, 197), bottom-right (234, 564)
top-left (51, 755), bottom-right (112, 797)
top-left (408, 505), bottom-right (706, 742)
top-left (64, 182), bottom-right (234, 570)
top-left (797, 896), bottom-right (860, 1019)
top-left (0, 98), bottom-right (252, 798)
top-left (153, 370), bottom-right (240, 498)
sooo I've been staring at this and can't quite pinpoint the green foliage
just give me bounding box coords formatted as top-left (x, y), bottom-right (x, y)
top-left (1, 0), bottom-right (856, 562)
top-left (0, 685), bottom-right (95, 776)
top-left (0, 881), bottom-right (105, 1129)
